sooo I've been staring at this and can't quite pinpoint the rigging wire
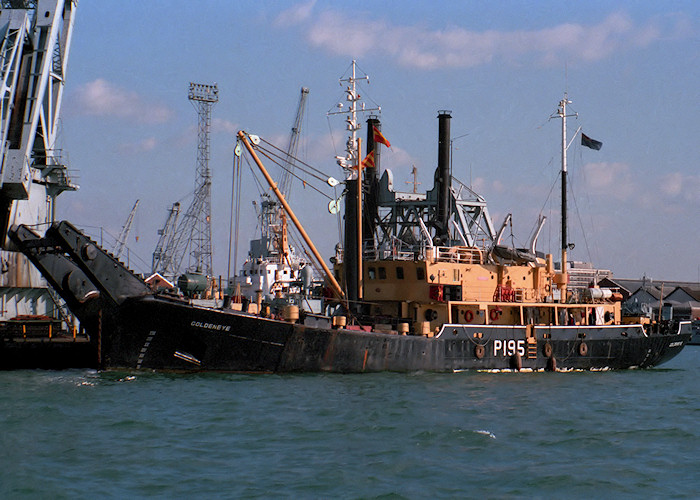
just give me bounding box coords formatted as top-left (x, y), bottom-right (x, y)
top-left (234, 154), bottom-right (243, 280)
top-left (569, 142), bottom-right (595, 263)
top-left (227, 148), bottom-right (239, 282)
top-left (254, 147), bottom-right (333, 201)
top-left (334, 185), bottom-right (343, 257)
top-left (242, 154), bottom-right (267, 198)
top-left (326, 114), bottom-right (340, 160)
top-left (258, 137), bottom-right (334, 184)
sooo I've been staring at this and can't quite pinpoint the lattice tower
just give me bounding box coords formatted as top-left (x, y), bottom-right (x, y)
top-left (187, 83), bottom-right (218, 274)
top-left (162, 83), bottom-right (219, 278)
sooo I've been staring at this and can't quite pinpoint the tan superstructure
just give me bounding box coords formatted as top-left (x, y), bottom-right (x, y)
top-left (350, 246), bottom-right (621, 336)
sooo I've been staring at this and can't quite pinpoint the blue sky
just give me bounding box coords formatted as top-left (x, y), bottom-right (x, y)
top-left (58, 1), bottom-right (699, 281)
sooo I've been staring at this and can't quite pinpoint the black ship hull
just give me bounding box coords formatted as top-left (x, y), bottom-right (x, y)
top-left (99, 295), bottom-right (690, 373)
top-left (8, 222), bottom-right (691, 373)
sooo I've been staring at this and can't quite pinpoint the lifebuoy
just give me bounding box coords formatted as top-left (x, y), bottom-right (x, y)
top-left (474, 344), bottom-right (485, 359)
top-left (543, 342), bottom-right (553, 358)
top-left (489, 309), bottom-right (499, 322)
top-left (579, 342), bottom-right (588, 356)
top-left (465, 310), bottom-right (474, 323)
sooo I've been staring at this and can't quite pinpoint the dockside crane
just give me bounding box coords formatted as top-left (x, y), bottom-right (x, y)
top-left (255, 87), bottom-right (310, 258)
top-left (114, 199), bottom-right (140, 259)
top-left (0, 0), bottom-right (78, 321)
top-left (279, 87), bottom-right (309, 199)
top-left (151, 202), bottom-right (180, 274)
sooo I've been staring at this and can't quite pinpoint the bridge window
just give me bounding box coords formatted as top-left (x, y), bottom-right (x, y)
top-left (416, 267), bottom-right (425, 280)
top-left (396, 266), bottom-right (404, 279)
top-left (378, 267), bottom-right (387, 279)
top-left (368, 267), bottom-right (376, 280)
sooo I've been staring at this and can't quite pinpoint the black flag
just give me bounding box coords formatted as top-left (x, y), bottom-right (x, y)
top-left (581, 133), bottom-right (602, 150)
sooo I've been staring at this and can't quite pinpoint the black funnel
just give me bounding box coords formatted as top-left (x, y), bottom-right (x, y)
top-left (436, 111), bottom-right (451, 241)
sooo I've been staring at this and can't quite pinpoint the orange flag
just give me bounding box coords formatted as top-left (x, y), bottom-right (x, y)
top-left (360, 151), bottom-right (375, 169)
top-left (373, 126), bottom-right (391, 148)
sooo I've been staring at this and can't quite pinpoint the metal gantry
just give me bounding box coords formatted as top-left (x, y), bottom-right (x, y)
top-left (155, 82), bottom-right (218, 278)
top-left (0, 0), bottom-right (78, 321)
top-left (255, 87), bottom-right (310, 259)
top-left (114, 199), bottom-right (140, 259)
top-left (279, 87), bottom-right (309, 199)
top-left (151, 202), bottom-right (180, 274)
top-left (187, 82), bottom-right (218, 275)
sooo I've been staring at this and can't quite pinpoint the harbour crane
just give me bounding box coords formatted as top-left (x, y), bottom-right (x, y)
top-left (114, 199), bottom-right (140, 259)
top-left (254, 87), bottom-right (310, 259)
top-left (0, 0), bottom-right (78, 321)
top-left (151, 202), bottom-right (180, 274)
top-left (279, 87), bottom-right (309, 198)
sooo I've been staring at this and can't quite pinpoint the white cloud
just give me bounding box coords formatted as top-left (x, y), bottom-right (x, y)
top-left (297, 9), bottom-right (676, 69)
top-left (660, 172), bottom-right (683, 195)
top-left (659, 171), bottom-right (700, 202)
top-left (380, 146), bottom-right (417, 174)
top-left (581, 161), bottom-right (635, 200)
top-left (118, 136), bottom-right (158, 155)
top-left (275, 0), bottom-right (316, 27)
top-left (212, 118), bottom-right (238, 135)
top-left (72, 79), bottom-right (174, 124)
top-left (472, 176), bottom-right (508, 195)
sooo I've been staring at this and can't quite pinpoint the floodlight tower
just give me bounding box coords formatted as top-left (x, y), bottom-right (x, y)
top-left (186, 82), bottom-right (218, 275)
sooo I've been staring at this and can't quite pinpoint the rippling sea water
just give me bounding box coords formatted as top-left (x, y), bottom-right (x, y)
top-left (1, 348), bottom-right (699, 499)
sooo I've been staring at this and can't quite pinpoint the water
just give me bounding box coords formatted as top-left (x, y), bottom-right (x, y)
top-left (2, 348), bottom-right (699, 499)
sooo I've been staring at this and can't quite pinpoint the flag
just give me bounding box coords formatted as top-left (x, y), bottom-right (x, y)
top-left (360, 151), bottom-right (375, 169)
top-left (373, 126), bottom-right (391, 148)
top-left (581, 133), bottom-right (602, 150)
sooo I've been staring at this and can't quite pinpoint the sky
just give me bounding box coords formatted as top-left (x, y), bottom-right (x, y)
top-left (57, 0), bottom-right (699, 282)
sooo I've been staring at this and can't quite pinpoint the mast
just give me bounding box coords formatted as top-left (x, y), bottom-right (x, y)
top-left (357, 137), bottom-right (363, 300)
top-left (555, 93), bottom-right (576, 303)
top-left (327, 60), bottom-right (380, 308)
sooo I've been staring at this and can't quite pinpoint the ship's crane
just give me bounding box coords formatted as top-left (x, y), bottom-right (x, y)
top-left (113, 199), bottom-right (140, 259)
top-left (151, 202), bottom-right (180, 274)
top-left (0, 1), bottom-right (77, 321)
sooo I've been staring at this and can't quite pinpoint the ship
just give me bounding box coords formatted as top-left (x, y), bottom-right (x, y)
top-left (231, 195), bottom-right (323, 312)
top-left (8, 65), bottom-right (691, 372)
